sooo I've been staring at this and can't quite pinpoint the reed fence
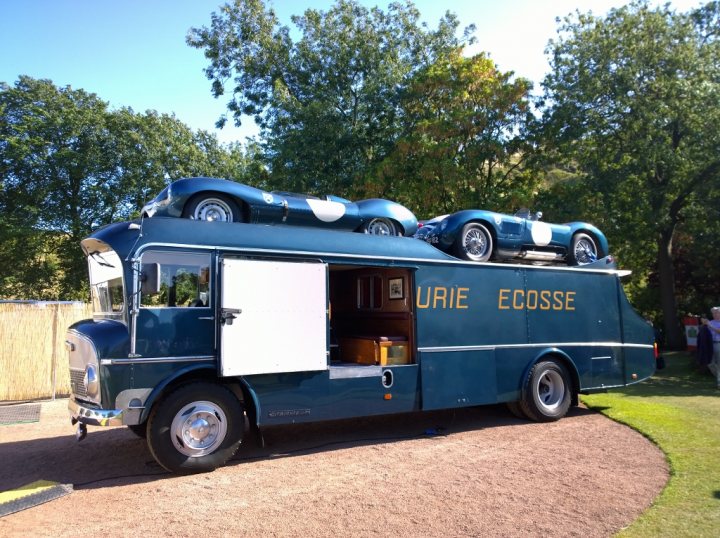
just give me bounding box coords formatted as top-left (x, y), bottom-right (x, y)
top-left (0, 303), bottom-right (92, 401)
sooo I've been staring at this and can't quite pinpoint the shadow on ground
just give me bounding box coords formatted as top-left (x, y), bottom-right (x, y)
top-left (0, 403), bottom-right (596, 492)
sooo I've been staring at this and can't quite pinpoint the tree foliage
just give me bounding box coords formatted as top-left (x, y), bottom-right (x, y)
top-left (367, 48), bottom-right (534, 217)
top-left (541, 0), bottom-right (720, 348)
top-left (188, 0), bottom-right (474, 195)
top-left (0, 76), bottom-right (261, 299)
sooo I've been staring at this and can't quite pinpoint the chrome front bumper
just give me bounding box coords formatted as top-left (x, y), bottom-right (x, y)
top-left (68, 397), bottom-right (123, 427)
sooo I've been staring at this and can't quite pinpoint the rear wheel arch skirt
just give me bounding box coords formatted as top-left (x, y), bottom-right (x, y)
top-left (520, 348), bottom-right (580, 404)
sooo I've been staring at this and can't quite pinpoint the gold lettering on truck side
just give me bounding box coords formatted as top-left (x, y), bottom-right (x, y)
top-left (498, 289), bottom-right (576, 312)
top-left (433, 287), bottom-right (447, 309)
top-left (417, 286), bottom-right (470, 309)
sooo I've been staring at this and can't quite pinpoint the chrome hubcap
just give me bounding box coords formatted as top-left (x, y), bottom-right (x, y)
top-left (171, 402), bottom-right (227, 457)
top-left (536, 370), bottom-right (565, 412)
top-left (194, 198), bottom-right (233, 222)
top-left (366, 218), bottom-right (395, 236)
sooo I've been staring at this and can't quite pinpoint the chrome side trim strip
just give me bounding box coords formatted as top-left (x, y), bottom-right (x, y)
top-left (100, 355), bottom-right (215, 365)
top-left (418, 342), bottom-right (653, 353)
top-left (329, 364), bottom-right (383, 379)
top-left (133, 241), bottom-right (622, 274)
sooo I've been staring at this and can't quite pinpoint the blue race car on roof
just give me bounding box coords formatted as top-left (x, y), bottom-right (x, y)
top-left (415, 209), bottom-right (608, 265)
top-left (141, 177), bottom-right (418, 237)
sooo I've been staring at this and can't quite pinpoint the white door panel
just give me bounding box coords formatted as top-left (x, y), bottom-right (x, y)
top-left (220, 259), bottom-right (328, 376)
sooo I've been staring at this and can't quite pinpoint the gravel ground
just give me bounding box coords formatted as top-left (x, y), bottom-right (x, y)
top-left (0, 398), bottom-right (668, 537)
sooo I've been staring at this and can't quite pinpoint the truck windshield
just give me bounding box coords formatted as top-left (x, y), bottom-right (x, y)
top-left (88, 249), bottom-right (125, 321)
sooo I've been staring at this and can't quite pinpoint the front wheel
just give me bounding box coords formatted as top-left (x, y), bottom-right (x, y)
top-left (518, 360), bottom-right (572, 422)
top-left (453, 223), bottom-right (493, 262)
top-left (362, 218), bottom-right (399, 236)
top-left (568, 233), bottom-right (598, 265)
top-left (182, 193), bottom-right (240, 223)
top-left (147, 382), bottom-right (245, 474)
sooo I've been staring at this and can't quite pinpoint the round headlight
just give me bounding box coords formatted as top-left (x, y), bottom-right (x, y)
top-left (84, 364), bottom-right (99, 398)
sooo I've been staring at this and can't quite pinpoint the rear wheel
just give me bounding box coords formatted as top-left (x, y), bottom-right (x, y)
top-left (568, 233), bottom-right (598, 265)
top-left (362, 218), bottom-right (399, 236)
top-left (147, 382), bottom-right (244, 474)
top-left (519, 360), bottom-right (572, 422)
top-left (453, 223), bottom-right (493, 262)
top-left (183, 194), bottom-right (241, 223)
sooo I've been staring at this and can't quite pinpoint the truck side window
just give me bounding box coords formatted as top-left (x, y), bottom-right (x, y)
top-left (140, 251), bottom-right (211, 308)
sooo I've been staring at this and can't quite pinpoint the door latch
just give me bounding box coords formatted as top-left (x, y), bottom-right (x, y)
top-left (220, 308), bottom-right (242, 325)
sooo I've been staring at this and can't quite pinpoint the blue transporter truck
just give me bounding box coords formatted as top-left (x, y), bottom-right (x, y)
top-left (68, 217), bottom-right (656, 474)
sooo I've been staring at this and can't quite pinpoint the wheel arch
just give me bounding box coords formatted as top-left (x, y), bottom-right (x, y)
top-left (520, 348), bottom-right (580, 407)
top-left (139, 365), bottom-right (256, 424)
top-left (467, 218), bottom-right (498, 243)
top-left (354, 199), bottom-right (418, 236)
top-left (445, 214), bottom-right (497, 240)
top-left (183, 190), bottom-right (250, 222)
top-left (356, 217), bottom-right (404, 236)
top-left (569, 225), bottom-right (609, 258)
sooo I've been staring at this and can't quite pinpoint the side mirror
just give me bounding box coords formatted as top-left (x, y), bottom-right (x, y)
top-left (140, 263), bottom-right (161, 295)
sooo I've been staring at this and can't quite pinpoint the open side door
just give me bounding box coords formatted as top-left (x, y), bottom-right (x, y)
top-left (220, 258), bottom-right (328, 376)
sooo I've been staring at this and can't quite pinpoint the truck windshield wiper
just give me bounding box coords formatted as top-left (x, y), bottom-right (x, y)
top-left (89, 251), bottom-right (115, 268)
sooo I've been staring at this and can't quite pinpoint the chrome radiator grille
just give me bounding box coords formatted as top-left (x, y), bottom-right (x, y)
top-left (69, 369), bottom-right (87, 398)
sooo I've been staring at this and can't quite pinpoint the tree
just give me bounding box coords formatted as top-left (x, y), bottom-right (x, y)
top-left (0, 77), bottom-right (115, 297)
top-left (0, 77), bottom-right (260, 299)
top-left (188, 0), bottom-right (474, 195)
top-left (367, 48), bottom-right (534, 217)
top-left (541, 1), bottom-right (720, 349)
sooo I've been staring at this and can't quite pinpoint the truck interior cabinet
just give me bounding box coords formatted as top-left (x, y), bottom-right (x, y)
top-left (328, 266), bottom-right (414, 366)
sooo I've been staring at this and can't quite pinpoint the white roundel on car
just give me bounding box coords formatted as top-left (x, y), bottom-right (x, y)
top-left (530, 221), bottom-right (552, 246)
top-left (306, 199), bottom-right (346, 222)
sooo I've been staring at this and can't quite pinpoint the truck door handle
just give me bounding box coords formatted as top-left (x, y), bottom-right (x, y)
top-left (221, 308), bottom-right (242, 325)
top-left (198, 316), bottom-right (215, 320)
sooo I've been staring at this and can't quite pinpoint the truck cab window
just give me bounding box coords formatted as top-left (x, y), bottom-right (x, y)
top-left (140, 251), bottom-right (211, 308)
top-left (88, 249), bottom-right (124, 320)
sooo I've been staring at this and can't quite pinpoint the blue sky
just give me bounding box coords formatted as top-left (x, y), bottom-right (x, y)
top-left (0, 0), bottom-right (703, 144)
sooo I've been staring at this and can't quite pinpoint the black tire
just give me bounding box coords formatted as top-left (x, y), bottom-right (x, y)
top-left (506, 401), bottom-right (527, 419)
top-left (568, 232), bottom-right (598, 266)
top-left (453, 222), bottom-right (493, 262)
top-left (518, 360), bottom-right (572, 422)
top-left (147, 382), bottom-right (244, 474)
top-left (182, 193), bottom-right (241, 223)
top-left (127, 423), bottom-right (147, 438)
top-left (362, 217), bottom-right (399, 236)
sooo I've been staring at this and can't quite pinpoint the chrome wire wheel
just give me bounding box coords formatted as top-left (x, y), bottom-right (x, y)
top-left (170, 401), bottom-right (228, 458)
top-left (364, 218), bottom-right (397, 236)
top-left (463, 228), bottom-right (488, 257)
top-left (534, 369), bottom-right (565, 414)
top-left (456, 223), bottom-right (493, 262)
top-left (570, 233), bottom-right (598, 265)
top-left (193, 197), bottom-right (234, 222)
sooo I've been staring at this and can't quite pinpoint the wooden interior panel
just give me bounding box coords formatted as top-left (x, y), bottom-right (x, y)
top-left (329, 266), bottom-right (415, 364)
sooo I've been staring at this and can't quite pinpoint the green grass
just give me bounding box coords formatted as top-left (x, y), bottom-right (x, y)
top-left (581, 352), bottom-right (720, 537)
